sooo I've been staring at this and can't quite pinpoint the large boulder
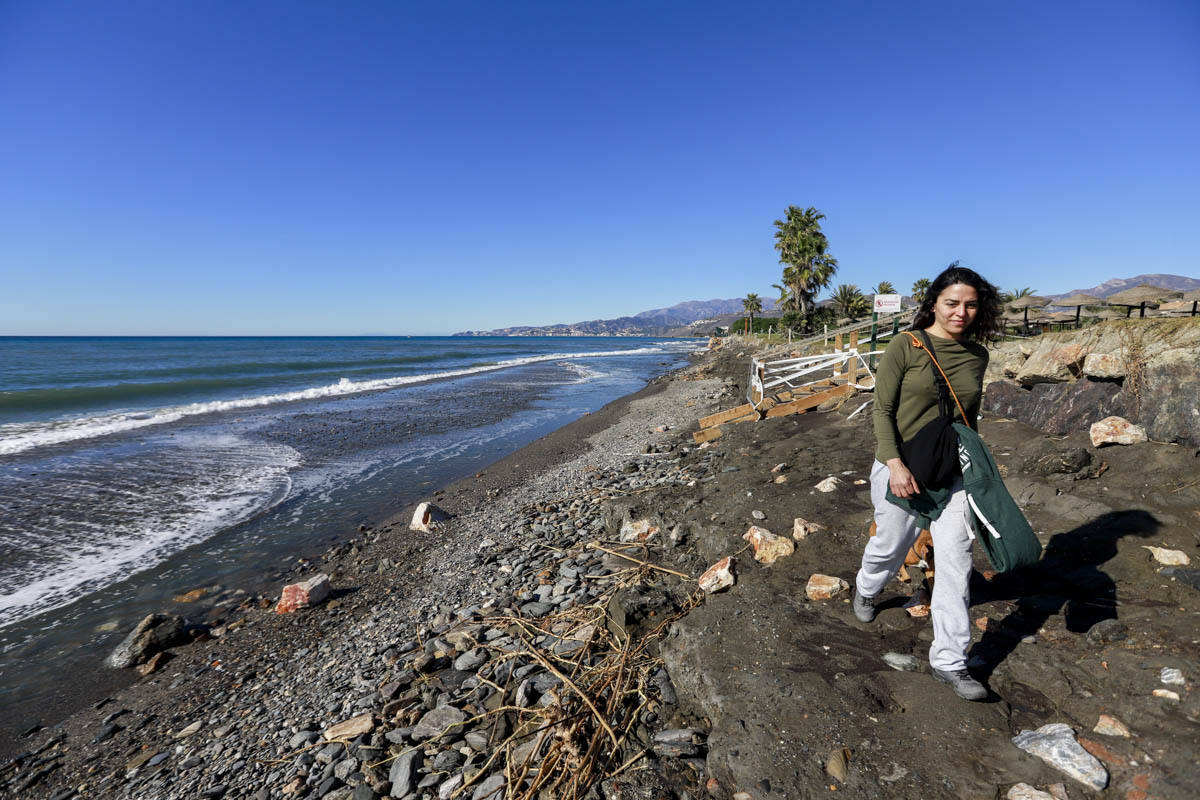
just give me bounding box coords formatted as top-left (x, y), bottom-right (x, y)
top-left (984, 380), bottom-right (1125, 435)
top-left (1120, 348), bottom-right (1200, 446)
top-left (105, 613), bottom-right (192, 668)
top-left (1015, 344), bottom-right (1086, 386)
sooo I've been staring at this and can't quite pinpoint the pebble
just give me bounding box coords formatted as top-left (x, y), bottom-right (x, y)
top-left (1092, 714), bottom-right (1131, 737)
top-left (1160, 667), bottom-right (1185, 686)
top-left (1006, 784), bottom-right (1056, 800)
top-left (1011, 723), bottom-right (1107, 790)
top-left (882, 652), bottom-right (920, 672)
top-left (751, 510), bottom-right (766, 520)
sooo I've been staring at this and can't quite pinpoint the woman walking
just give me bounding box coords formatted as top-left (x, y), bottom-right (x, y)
top-left (853, 263), bottom-right (1003, 700)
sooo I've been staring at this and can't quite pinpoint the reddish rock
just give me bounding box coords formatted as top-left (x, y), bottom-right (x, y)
top-left (1078, 737), bottom-right (1122, 767)
top-left (805, 574), bottom-right (848, 601)
top-left (698, 557), bottom-right (735, 594)
top-left (743, 525), bottom-right (794, 564)
top-left (172, 588), bottom-right (208, 603)
top-left (136, 651), bottom-right (172, 676)
top-left (1090, 416), bottom-right (1147, 447)
top-left (275, 574), bottom-right (331, 614)
top-left (619, 519), bottom-right (658, 543)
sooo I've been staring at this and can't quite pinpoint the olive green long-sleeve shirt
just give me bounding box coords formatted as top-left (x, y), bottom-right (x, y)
top-left (872, 330), bottom-right (989, 465)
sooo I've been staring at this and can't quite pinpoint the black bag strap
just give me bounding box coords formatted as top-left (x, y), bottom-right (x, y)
top-left (917, 330), bottom-right (953, 420)
top-left (904, 331), bottom-right (973, 429)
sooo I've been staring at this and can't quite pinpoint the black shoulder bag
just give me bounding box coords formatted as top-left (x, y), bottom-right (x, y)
top-left (897, 331), bottom-right (971, 490)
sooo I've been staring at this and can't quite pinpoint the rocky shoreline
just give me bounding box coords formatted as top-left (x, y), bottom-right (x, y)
top-left (5, 335), bottom-right (1199, 800)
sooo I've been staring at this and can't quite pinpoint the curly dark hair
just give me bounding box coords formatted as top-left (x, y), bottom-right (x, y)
top-left (910, 261), bottom-right (1003, 343)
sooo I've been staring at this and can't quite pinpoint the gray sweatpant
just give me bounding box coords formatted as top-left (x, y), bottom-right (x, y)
top-left (855, 459), bottom-right (975, 671)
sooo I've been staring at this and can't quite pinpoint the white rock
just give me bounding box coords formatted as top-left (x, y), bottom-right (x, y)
top-left (814, 476), bottom-right (844, 492)
top-left (1142, 546), bottom-right (1190, 566)
top-left (1011, 723), bottom-right (1107, 790)
top-left (742, 525), bottom-right (794, 565)
top-left (410, 501), bottom-right (450, 532)
top-left (1161, 667), bottom-right (1186, 685)
top-left (1089, 416), bottom-right (1147, 447)
top-left (1083, 352), bottom-right (1125, 379)
top-left (698, 557), bottom-right (735, 593)
top-left (792, 517), bottom-right (826, 541)
top-left (174, 720), bottom-right (202, 739)
top-left (619, 518), bottom-right (658, 543)
top-left (882, 652), bottom-right (920, 672)
top-left (1092, 714), bottom-right (1131, 737)
top-left (1153, 688), bottom-right (1181, 701)
top-left (1006, 784), bottom-right (1056, 800)
top-left (805, 574), bottom-right (849, 600)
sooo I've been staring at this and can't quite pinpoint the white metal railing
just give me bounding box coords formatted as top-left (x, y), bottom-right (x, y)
top-left (748, 348), bottom-right (875, 407)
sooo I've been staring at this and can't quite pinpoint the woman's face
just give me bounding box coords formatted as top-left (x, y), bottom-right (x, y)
top-left (932, 282), bottom-right (979, 338)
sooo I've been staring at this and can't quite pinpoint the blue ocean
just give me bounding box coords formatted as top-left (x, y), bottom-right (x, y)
top-left (0, 335), bottom-right (699, 729)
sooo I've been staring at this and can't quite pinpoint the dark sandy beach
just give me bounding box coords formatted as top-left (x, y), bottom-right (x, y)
top-left (6, 338), bottom-right (1199, 800)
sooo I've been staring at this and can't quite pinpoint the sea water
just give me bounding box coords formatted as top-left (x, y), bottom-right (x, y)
top-left (0, 335), bottom-right (699, 739)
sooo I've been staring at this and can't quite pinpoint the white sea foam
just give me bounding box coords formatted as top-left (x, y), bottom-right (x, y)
top-left (0, 437), bottom-right (300, 629)
top-left (0, 345), bottom-right (695, 456)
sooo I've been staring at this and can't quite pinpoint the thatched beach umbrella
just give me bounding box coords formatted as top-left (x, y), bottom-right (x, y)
top-left (1106, 284), bottom-right (1183, 318)
top-left (1054, 292), bottom-right (1104, 326)
top-left (1007, 295), bottom-right (1050, 331)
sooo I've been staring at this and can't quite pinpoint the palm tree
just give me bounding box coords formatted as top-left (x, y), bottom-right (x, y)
top-left (772, 206), bottom-right (838, 317)
top-left (872, 281), bottom-right (896, 295)
top-left (1000, 287), bottom-right (1036, 305)
top-left (832, 284), bottom-right (870, 321)
top-left (742, 293), bottom-right (763, 333)
top-left (911, 278), bottom-right (931, 304)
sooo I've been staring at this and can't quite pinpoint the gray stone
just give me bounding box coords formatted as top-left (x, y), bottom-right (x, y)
top-left (412, 705), bottom-right (466, 741)
top-left (453, 649), bottom-right (488, 672)
top-left (317, 743), bottom-right (345, 764)
top-left (104, 613), bottom-right (191, 668)
top-left (291, 730), bottom-right (320, 749)
top-left (388, 749), bottom-right (422, 798)
top-left (438, 774), bottom-right (464, 800)
top-left (334, 757), bottom-right (359, 782)
top-left (432, 749), bottom-right (464, 771)
top-left (1011, 723), bottom-right (1107, 790)
top-left (471, 774), bottom-right (505, 800)
top-left (1085, 618), bottom-right (1128, 645)
top-left (882, 652), bottom-right (921, 672)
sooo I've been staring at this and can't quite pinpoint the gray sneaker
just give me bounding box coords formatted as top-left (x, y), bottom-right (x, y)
top-left (852, 590), bottom-right (877, 623)
top-left (931, 667), bottom-right (988, 701)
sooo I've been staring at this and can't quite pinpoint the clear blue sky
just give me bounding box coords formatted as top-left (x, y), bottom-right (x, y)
top-left (2, 1), bottom-right (1197, 335)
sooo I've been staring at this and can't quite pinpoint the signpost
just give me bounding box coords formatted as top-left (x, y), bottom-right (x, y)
top-left (870, 294), bottom-right (902, 368)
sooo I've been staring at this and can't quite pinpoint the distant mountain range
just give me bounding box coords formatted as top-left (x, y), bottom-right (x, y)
top-left (1048, 273), bottom-right (1200, 301)
top-left (454, 273), bottom-right (1197, 337)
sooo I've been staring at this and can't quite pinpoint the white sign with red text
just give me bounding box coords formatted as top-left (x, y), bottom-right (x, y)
top-left (873, 294), bottom-right (902, 313)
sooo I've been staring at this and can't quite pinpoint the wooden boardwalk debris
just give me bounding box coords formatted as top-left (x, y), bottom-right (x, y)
top-left (762, 383), bottom-right (855, 418)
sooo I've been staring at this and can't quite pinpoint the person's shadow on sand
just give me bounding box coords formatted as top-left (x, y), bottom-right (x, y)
top-left (967, 509), bottom-right (1160, 684)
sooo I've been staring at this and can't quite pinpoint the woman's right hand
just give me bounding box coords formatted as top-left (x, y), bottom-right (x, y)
top-left (886, 458), bottom-right (920, 498)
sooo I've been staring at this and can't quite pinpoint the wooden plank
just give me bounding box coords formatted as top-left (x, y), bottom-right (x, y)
top-left (699, 403), bottom-right (754, 429)
top-left (762, 383), bottom-right (856, 418)
top-left (754, 397), bottom-right (778, 414)
top-left (693, 427), bottom-right (724, 444)
top-left (847, 331), bottom-right (859, 385)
